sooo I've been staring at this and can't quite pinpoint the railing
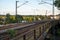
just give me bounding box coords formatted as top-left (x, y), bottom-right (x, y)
top-left (0, 19), bottom-right (57, 40)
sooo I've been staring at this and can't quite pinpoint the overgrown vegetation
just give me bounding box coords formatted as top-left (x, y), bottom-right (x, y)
top-left (54, 0), bottom-right (60, 10)
top-left (7, 29), bottom-right (16, 38)
top-left (0, 13), bottom-right (51, 25)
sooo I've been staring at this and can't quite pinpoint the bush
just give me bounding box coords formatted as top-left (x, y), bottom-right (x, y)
top-left (57, 29), bottom-right (60, 36)
top-left (7, 29), bottom-right (16, 38)
top-left (0, 21), bottom-right (3, 25)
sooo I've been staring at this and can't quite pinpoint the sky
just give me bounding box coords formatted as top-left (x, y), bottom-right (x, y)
top-left (0, 0), bottom-right (60, 15)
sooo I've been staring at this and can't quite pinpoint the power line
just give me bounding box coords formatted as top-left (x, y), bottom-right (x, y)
top-left (15, 0), bottom-right (29, 23)
top-left (17, 1), bottom-right (29, 8)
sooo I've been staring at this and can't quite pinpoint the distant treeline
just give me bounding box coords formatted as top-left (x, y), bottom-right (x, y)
top-left (0, 13), bottom-right (51, 25)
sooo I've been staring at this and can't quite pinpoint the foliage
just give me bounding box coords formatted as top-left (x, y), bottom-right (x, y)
top-left (10, 18), bottom-right (16, 23)
top-left (6, 13), bottom-right (11, 24)
top-left (28, 17), bottom-right (34, 22)
top-left (0, 18), bottom-right (3, 24)
top-left (54, 0), bottom-right (60, 9)
top-left (24, 17), bottom-right (34, 22)
top-left (15, 15), bottom-right (23, 23)
top-left (0, 21), bottom-right (3, 25)
top-left (57, 29), bottom-right (60, 36)
top-left (35, 17), bottom-right (39, 21)
top-left (39, 15), bottom-right (44, 20)
top-left (47, 16), bottom-right (51, 19)
top-left (7, 29), bottom-right (16, 38)
top-left (0, 15), bottom-right (51, 24)
top-left (5, 14), bottom-right (23, 24)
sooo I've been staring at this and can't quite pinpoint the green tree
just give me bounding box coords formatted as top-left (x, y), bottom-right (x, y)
top-left (35, 17), bottom-right (39, 21)
top-left (39, 15), bottom-right (44, 20)
top-left (10, 18), bottom-right (16, 23)
top-left (15, 15), bottom-right (23, 23)
top-left (0, 18), bottom-right (3, 24)
top-left (7, 29), bottom-right (16, 38)
top-left (6, 13), bottom-right (11, 24)
top-left (54, 0), bottom-right (60, 9)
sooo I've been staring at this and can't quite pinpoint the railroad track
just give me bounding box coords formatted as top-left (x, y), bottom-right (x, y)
top-left (0, 19), bottom-right (56, 40)
top-left (0, 23), bottom-right (31, 30)
top-left (0, 19), bottom-right (52, 30)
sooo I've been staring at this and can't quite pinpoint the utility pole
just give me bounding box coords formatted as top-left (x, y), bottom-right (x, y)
top-left (53, 0), bottom-right (54, 19)
top-left (15, 1), bottom-right (19, 23)
top-left (52, 0), bottom-right (56, 40)
top-left (45, 10), bottom-right (48, 19)
top-left (39, 0), bottom-right (55, 19)
top-left (45, 10), bottom-right (47, 16)
top-left (33, 9), bottom-right (35, 21)
top-left (15, 1), bottom-right (28, 23)
top-left (45, 10), bottom-right (48, 20)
